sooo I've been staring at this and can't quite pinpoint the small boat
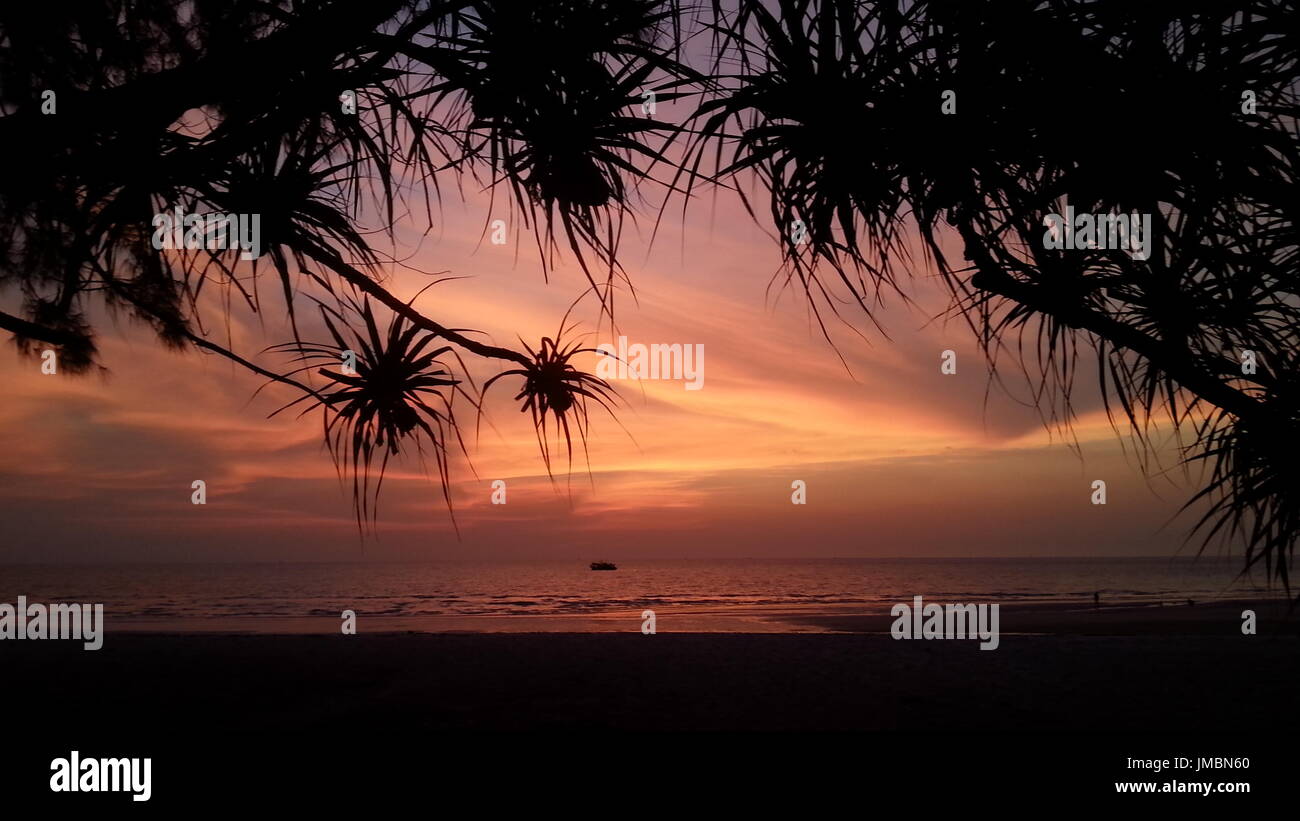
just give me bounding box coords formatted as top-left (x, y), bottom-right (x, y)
top-left (590, 561), bottom-right (618, 571)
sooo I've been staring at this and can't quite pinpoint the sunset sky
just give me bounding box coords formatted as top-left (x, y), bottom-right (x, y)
top-left (0, 145), bottom-right (1210, 563)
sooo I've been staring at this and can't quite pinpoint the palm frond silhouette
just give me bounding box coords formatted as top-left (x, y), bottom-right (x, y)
top-left (2, 0), bottom-right (1297, 585)
top-left (270, 296), bottom-right (468, 533)
top-left (482, 325), bottom-right (621, 481)
top-left (689, 0), bottom-right (1300, 587)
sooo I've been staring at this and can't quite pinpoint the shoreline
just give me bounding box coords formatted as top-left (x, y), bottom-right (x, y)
top-left (94, 597), bottom-right (1296, 636)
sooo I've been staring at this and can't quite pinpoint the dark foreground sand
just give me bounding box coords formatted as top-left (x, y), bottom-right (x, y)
top-left (7, 601), bottom-right (1298, 736)
top-left (6, 602), bottom-right (1293, 807)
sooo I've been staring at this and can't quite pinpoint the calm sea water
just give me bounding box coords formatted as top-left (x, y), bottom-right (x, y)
top-left (0, 557), bottom-right (1279, 632)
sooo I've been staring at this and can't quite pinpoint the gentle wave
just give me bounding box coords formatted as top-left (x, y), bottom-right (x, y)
top-left (1, 557), bottom-right (1278, 621)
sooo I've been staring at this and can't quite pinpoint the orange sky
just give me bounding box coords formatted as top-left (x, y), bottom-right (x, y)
top-left (0, 159), bottom-right (1213, 562)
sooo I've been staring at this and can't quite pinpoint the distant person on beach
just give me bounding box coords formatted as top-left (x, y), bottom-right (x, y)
top-left (1093, 592), bottom-right (1100, 609)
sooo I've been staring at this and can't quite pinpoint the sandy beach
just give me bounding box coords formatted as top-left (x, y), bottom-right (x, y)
top-left (93, 595), bottom-right (1299, 636)
top-left (8, 600), bottom-right (1297, 737)
top-left (4, 601), bottom-right (1292, 807)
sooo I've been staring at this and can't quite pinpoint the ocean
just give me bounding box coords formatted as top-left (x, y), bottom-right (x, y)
top-left (0, 556), bottom-right (1280, 633)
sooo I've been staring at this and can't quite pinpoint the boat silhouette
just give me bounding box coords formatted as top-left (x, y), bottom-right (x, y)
top-left (590, 561), bottom-right (617, 571)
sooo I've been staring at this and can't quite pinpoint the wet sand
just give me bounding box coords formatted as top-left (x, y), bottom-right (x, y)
top-left (780, 598), bottom-right (1299, 636)
top-left (98, 596), bottom-right (1297, 636)
top-left (7, 610), bottom-right (1298, 736)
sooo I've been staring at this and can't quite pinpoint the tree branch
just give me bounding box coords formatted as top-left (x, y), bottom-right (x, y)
top-left (304, 246), bottom-right (534, 368)
top-left (0, 309), bottom-right (83, 347)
